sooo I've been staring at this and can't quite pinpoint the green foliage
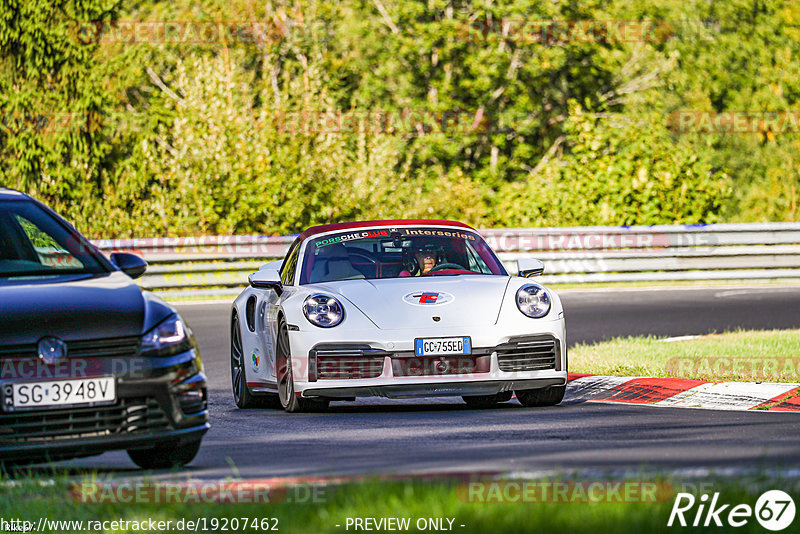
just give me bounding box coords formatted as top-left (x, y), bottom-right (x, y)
top-left (112, 51), bottom-right (417, 236)
top-left (494, 101), bottom-right (730, 226)
top-left (0, 0), bottom-right (123, 229)
top-left (0, 0), bottom-right (796, 237)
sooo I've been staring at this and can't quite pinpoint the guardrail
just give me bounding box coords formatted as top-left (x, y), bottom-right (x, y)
top-left (91, 223), bottom-right (800, 297)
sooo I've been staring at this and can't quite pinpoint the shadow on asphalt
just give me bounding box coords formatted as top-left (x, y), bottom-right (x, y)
top-left (1, 462), bottom-right (209, 479)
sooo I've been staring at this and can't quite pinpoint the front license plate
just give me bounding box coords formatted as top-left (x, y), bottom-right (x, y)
top-left (7, 377), bottom-right (116, 411)
top-left (414, 337), bottom-right (472, 356)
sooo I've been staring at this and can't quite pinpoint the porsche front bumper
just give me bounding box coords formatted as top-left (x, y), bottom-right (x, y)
top-left (289, 315), bottom-right (567, 399)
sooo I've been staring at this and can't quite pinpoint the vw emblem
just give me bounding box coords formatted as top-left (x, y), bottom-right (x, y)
top-left (38, 336), bottom-right (68, 365)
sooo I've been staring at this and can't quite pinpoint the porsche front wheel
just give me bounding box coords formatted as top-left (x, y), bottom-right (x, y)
top-left (231, 312), bottom-right (280, 409)
top-left (276, 317), bottom-right (328, 413)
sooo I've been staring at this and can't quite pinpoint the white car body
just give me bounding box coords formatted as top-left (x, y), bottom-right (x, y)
top-left (231, 220), bottom-right (566, 409)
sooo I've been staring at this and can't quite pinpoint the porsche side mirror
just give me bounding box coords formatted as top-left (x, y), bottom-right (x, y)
top-left (517, 258), bottom-right (545, 278)
top-left (249, 269), bottom-right (283, 295)
top-left (110, 252), bottom-right (147, 279)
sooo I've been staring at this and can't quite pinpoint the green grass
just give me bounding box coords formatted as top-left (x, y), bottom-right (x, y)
top-left (1, 473), bottom-right (797, 533)
top-left (570, 329), bottom-right (800, 382)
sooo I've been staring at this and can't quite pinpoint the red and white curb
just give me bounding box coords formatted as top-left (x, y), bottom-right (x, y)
top-left (566, 373), bottom-right (800, 412)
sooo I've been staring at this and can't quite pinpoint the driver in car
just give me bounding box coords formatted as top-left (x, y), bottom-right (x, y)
top-left (415, 246), bottom-right (440, 275)
top-left (399, 244), bottom-right (445, 276)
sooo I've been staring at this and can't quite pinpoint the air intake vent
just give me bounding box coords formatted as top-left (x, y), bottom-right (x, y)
top-left (0, 397), bottom-right (170, 444)
top-left (309, 344), bottom-right (388, 380)
top-left (496, 336), bottom-right (558, 372)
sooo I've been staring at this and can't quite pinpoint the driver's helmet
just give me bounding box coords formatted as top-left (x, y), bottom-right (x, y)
top-left (413, 243), bottom-right (441, 261)
top-left (411, 242), bottom-right (445, 273)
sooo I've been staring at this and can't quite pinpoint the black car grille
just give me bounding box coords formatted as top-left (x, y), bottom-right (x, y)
top-left (310, 345), bottom-right (387, 380)
top-left (0, 397), bottom-right (170, 444)
top-left (0, 344), bottom-right (37, 359)
top-left (0, 336), bottom-right (140, 359)
top-left (496, 336), bottom-right (559, 372)
top-left (317, 357), bottom-right (385, 379)
top-left (317, 356), bottom-right (383, 380)
top-left (67, 337), bottom-right (140, 358)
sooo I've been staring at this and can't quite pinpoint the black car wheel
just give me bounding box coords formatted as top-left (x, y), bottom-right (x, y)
top-left (276, 316), bottom-right (328, 413)
top-left (462, 391), bottom-right (513, 408)
top-left (515, 385), bottom-right (566, 407)
top-left (231, 312), bottom-right (280, 409)
top-left (127, 439), bottom-right (202, 469)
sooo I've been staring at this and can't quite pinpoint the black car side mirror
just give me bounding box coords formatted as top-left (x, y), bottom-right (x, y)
top-left (110, 252), bottom-right (148, 279)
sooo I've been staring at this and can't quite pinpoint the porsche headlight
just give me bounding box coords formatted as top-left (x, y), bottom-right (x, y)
top-left (516, 284), bottom-right (551, 318)
top-left (141, 314), bottom-right (191, 356)
top-left (303, 294), bottom-right (345, 328)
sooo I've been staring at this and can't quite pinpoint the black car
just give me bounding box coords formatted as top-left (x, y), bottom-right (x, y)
top-left (0, 188), bottom-right (208, 469)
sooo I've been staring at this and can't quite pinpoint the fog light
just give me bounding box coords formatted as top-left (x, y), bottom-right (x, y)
top-left (178, 389), bottom-right (206, 414)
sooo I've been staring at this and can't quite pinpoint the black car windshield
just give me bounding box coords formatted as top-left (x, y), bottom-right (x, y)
top-left (0, 200), bottom-right (107, 279)
top-left (299, 226), bottom-right (507, 284)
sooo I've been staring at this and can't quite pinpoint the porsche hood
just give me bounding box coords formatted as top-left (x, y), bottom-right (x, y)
top-left (315, 276), bottom-right (512, 329)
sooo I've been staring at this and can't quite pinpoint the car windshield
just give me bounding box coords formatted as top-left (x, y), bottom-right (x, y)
top-left (299, 226), bottom-right (507, 284)
top-left (0, 200), bottom-right (107, 279)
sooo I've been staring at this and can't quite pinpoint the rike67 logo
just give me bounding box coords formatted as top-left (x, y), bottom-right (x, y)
top-left (668, 490), bottom-right (796, 531)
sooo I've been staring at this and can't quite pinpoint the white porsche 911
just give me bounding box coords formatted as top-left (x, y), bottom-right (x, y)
top-left (230, 220), bottom-right (567, 412)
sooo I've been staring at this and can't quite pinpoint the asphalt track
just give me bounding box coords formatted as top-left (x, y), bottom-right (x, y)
top-left (48, 286), bottom-right (800, 478)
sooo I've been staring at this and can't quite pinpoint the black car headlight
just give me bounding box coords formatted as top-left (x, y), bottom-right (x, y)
top-left (141, 314), bottom-right (192, 356)
top-left (303, 294), bottom-right (345, 328)
top-left (516, 284), bottom-right (551, 318)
